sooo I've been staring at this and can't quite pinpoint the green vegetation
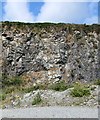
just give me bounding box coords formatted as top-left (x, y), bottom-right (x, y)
top-left (0, 93), bottom-right (6, 101)
top-left (2, 76), bottom-right (23, 86)
top-left (32, 93), bottom-right (42, 105)
top-left (48, 81), bottom-right (72, 91)
top-left (4, 86), bottom-right (16, 94)
top-left (1, 75), bottom-right (23, 97)
top-left (71, 82), bottom-right (91, 97)
top-left (2, 21), bottom-right (100, 34)
top-left (23, 85), bottom-right (39, 93)
top-left (94, 79), bottom-right (100, 85)
top-left (23, 83), bottom-right (48, 93)
top-left (20, 81), bottom-right (72, 93)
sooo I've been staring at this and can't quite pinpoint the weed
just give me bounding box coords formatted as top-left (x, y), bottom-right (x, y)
top-left (0, 94), bottom-right (6, 101)
top-left (94, 79), bottom-right (100, 85)
top-left (48, 81), bottom-right (71, 91)
top-left (2, 76), bottom-right (23, 86)
top-left (71, 82), bottom-right (91, 97)
top-left (24, 85), bottom-right (39, 93)
top-left (32, 93), bottom-right (42, 105)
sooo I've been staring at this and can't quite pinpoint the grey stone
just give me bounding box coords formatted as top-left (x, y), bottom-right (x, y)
top-left (1, 23), bottom-right (100, 83)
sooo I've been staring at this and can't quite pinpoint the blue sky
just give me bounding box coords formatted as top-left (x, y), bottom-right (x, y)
top-left (29, 2), bottom-right (44, 16)
top-left (0, 1), bottom-right (98, 24)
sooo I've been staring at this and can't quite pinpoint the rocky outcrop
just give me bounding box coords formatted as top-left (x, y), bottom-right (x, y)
top-left (1, 22), bottom-right (100, 84)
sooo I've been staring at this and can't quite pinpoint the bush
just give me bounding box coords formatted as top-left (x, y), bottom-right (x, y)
top-left (23, 83), bottom-right (48, 93)
top-left (3, 76), bottom-right (23, 86)
top-left (71, 82), bottom-right (91, 97)
top-left (48, 81), bottom-right (71, 91)
top-left (24, 85), bottom-right (39, 93)
top-left (0, 94), bottom-right (6, 101)
top-left (32, 93), bottom-right (42, 105)
top-left (37, 83), bottom-right (48, 90)
top-left (94, 79), bottom-right (100, 85)
top-left (4, 86), bottom-right (15, 94)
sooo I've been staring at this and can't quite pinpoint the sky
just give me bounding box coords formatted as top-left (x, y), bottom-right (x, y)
top-left (0, 0), bottom-right (99, 24)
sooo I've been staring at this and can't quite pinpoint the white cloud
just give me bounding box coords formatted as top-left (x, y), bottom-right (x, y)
top-left (36, 2), bottom-right (90, 23)
top-left (2, 0), bottom-right (99, 2)
top-left (44, 0), bottom-right (97, 1)
top-left (3, 0), bottom-right (98, 24)
top-left (3, 0), bottom-right (34, 22)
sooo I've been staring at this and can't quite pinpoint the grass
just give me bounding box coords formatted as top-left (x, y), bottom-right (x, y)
top-left (32, 93), bottom-right (42, 105)
top-left (2, 80), bottom-right (72, 95)
top-left (71, 82), bottom-right (91, 97)
top-left (48, 81), bottom-right (72, 91)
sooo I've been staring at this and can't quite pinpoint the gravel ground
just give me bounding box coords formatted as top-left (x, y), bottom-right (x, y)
top-left (0, 106), bottom-right (98, 118)
top-left (1, 85), bottom-right (98, 109)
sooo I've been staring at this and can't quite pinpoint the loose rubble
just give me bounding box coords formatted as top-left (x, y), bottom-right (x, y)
top-left (1, 85), bottom-right (99, 108)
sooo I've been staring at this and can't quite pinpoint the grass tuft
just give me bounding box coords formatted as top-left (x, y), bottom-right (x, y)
top-left (71, 82), bottom-right (91, 97)
top-left (48, 81), bottom-right (72, 91)
top-left (32, 93), bottom-right (42, 105)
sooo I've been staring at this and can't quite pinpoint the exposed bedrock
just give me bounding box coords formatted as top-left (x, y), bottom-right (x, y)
top-left (1, 22), bottom-right (100, 84)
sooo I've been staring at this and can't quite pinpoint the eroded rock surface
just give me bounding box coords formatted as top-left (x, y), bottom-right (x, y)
top-left (1, 22), bottom-right (100, 84)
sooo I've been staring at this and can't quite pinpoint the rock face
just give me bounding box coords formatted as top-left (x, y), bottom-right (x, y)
top-left (1, 22), bottom-right (100, 84)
